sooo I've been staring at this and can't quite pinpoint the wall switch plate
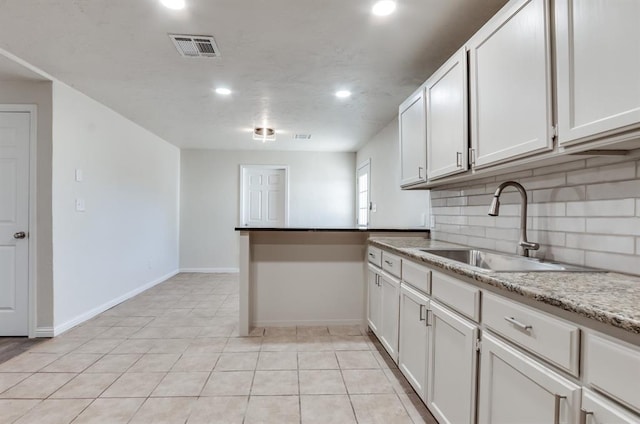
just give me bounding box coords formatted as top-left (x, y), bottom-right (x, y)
top-left (75, 169), bottom-right (83, 182)
top-left (75, 198), bottom-right (85, 212)
top-left (371, 203), bottom-right (377, 213)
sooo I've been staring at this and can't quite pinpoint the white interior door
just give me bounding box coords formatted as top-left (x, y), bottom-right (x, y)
top-left (0, 112), bottom-right (30, 336)
top-left (356, 160), bottom-right (370, 227)
top-left (241, 166), bottom-right (288, 227)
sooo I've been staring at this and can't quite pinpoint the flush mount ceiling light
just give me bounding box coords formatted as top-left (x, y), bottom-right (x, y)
top-left (215, 87), bottom-right (232, 95)
top-left (335, 90), bottom-right (352, 99)
top-left (160, 0), bottom-right (185, 10)
top-left (372, 0), bottom-right (396, 16)
top-left (253, 127), bottom-right (276, 142)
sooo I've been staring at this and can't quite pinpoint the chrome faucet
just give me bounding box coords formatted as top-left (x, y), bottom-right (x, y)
top-left (488, 181), bottom-right (539, 257)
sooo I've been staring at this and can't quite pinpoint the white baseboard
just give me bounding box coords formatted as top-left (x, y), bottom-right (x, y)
top-left (34, 327), bottom-right (54, 338)
top-left (52, 269), bottom-right (179, 337)
top-left (253, 319), bottom-right (364, 327)
top-left (179, 268), bottom-right (239, 273)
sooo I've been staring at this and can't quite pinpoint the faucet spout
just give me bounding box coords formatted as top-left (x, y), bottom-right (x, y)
top-left (488, 181), bottom-right (539, 257)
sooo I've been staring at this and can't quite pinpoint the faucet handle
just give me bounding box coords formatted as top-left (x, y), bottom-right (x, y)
top-left (520, 241), bottom-right (540, 251)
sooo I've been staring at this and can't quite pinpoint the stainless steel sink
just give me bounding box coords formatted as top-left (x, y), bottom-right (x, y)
top-left (419, 248), bottom-right (603, 272)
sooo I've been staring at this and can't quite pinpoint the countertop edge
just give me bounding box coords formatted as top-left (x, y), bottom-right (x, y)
top-left (235, 227), bottom-right (430, 233)
top-left (369, 238), bottom-right (640, 336)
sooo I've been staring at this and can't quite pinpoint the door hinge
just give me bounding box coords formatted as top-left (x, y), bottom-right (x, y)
top-left (475, 339), bottom-right (482, 352)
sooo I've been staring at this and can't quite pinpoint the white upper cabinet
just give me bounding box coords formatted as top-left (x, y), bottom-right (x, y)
top-left (426, 47), bottom-right (469, 180)
top-left (555, 0), bottom-right (640, 146)
top-left (469, 0), bottom-right (554, 169)
top-left (399, 86), bottom-right (427, 186)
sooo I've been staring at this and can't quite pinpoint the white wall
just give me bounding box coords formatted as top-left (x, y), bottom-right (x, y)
top-left (356, 118), bottom-right (431, 228)
top-left (430, 150), bottom-right (640, 276)
top-left (51, 82), bottom-right (180, 333)
top-left (0, 80), bottom-right (54, 331)
top-left (180, 150), bottom-right (356, 270)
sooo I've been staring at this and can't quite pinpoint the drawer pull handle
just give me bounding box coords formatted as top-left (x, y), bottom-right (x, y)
top-left (504, 316), bottom-right (532, 331)
top-left (554, 394), bottom-right (566, 424)
top-left (419, 304), bottom-right (426, 321)
top-left (384, 260), bottom-right (393, 266)
top-left (579, 409), bottom-right (593, 424)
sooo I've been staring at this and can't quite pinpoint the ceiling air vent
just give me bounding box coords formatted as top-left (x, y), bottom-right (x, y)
top-left (169, 34), bottom-right (221, 58)
top-left (293, 134), bottom-right (312, 140)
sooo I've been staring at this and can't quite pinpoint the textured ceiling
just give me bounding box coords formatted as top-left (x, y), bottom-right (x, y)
top-left (0, 0), bottom-right (506, 151)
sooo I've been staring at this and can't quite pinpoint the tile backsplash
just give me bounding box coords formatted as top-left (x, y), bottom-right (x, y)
top-left (429, 149), bottom-right (640, 276)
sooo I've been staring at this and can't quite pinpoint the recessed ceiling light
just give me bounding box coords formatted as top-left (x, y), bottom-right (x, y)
top-left (372, 0), bottom-right (396, 16)
top-left (160, 0), bottom-right (185, 10)
top-left (335, 90), bottom-right (352, 99)
top-left (215, 87), bottom-right (232, 95)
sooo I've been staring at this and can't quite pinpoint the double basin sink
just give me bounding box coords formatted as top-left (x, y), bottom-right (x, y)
top-left (419, 248), bottom-right (603, 273)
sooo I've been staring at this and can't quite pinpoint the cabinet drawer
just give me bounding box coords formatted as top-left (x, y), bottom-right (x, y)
top-left (584, 333), bottom-right (640, 413)
top-left (382, 251), bottom-right (402, 278)
top-left (430, 270), bottom-right (480, 321)
top-left (402, 260), bottom-right (431, 294)
top-left (367, 246), bottom-right (382, 268)
top-left (483, 292), bottom-right (580, 376)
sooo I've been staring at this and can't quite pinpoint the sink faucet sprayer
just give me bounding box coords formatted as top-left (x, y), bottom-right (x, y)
top-left (488, 181), bottom-right (539, 257)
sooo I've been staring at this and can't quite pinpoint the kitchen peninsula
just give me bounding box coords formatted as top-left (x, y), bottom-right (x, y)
top-left (235, 227), bottom-right (428, 336)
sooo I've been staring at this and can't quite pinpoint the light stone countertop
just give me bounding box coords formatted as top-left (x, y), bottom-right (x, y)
top-left (369, 237), bottom-right (640, 336)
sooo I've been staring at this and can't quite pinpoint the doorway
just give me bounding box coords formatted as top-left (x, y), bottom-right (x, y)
top-left (0, 107), bottom-right (35, 336)
top-left (356, 159), bottom-right (371, 227)
top-left (240, 165), bottom-right (289, 227)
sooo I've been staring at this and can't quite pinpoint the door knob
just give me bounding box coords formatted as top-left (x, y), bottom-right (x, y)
top-left (13, 231), bottom-right (26, 239)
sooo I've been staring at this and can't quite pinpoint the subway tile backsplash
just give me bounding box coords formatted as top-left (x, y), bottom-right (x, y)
top-left (430, 150), bottom-right (640, 276)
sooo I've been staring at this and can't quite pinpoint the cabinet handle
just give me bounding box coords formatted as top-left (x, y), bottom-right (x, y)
top-left (418, 167), bottom-right (424, 179)
top-left (419, 304), bottom-right (426, 321)
top-left (579, 409), bottom-right (593, 424)
top-left (384, 260), bottom-right (393, 267)
top-left (456, 152), bottom-right (462, 167)
top-left (468, 148), bottom-right (476, 165)
top-left (504, 316), bottom-right (533, 331)
top-left (425, 309), bottom-right (433, 327)
top-left (553, 394), bottom-right (566, 424)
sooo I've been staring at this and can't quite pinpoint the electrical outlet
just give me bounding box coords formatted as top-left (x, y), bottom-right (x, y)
top-left (75, 198), bottom-right (85, 212)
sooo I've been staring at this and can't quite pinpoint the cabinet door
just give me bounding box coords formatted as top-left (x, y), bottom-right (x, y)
top-left (426, 47), bottom-right (469, 180)
top-left (581, 389), bottom-right (640, 424)
top-left (555, 0), bottom-right (640, 145)
top-left (367, 267), bottom-right (381, 335)
top-left (398, 284), bottom-right (430, 400)
top-left (426, 301), bottom-right (479, 424)
top-left (469, 0), bottom-right (554, 168)
top-left (379, 273), bottom-right (400, 361)
top-left (478, 333), bottom-right (581, 424)
top-left (399, 86), bottom-right (427, 186)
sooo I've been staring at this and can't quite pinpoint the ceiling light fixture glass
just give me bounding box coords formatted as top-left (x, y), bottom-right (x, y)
top-left (372, 0), bottom-right (396, 16)
top-left (215, 87), bottom-right (232, 95)
top-left (335, 90), bottom-right (352, 99)
top-left (253, 127), bottom-right (276, 143)
top-left (160, 0), bottom-right (186, 10)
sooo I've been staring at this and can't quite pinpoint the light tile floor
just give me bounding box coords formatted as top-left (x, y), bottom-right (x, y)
top-left (0, 273), bottom-right (438, 424)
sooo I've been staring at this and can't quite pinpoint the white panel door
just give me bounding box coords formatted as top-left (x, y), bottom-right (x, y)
top-left (426, 300), bottom-right (478, 424)
top-left (379, 272), bottom-right (400, 362)
top-left (399, 86), bottom-right (427, 187)
top-left (0, 112), bottom-right (30, 336)
top-left (478, 333), bottom-right (581, 424)
top-left (555, 0), bottom-right (640, 145)
top-left (398, 283), bottom-right (429, 401)
top-left (241, 167), bottom-right (287, 227)
top-left (469, 0), bottom-right (554, 168)
top-left (426, 47), bottom-right (469, 180)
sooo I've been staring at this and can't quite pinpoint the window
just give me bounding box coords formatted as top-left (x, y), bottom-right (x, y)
top-left (357, 160), bottom-right (371, 227)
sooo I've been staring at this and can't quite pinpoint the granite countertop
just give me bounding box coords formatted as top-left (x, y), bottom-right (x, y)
top-left (235, 227), bottom-right (430, 232)
top-left (369, 237), bottom-right (640, 336)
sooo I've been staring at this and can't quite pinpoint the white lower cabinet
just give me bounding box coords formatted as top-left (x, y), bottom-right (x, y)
top-left (426, 300), bottom-right (479, 424)
top-left (367, 265), bottom-right (400, 362)
top-left (398, 283), bottom-right (430, 400)
top-left (478, 333), bottom-right (581, 424)
top-left (580, 389), bottom-right (640, 424)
